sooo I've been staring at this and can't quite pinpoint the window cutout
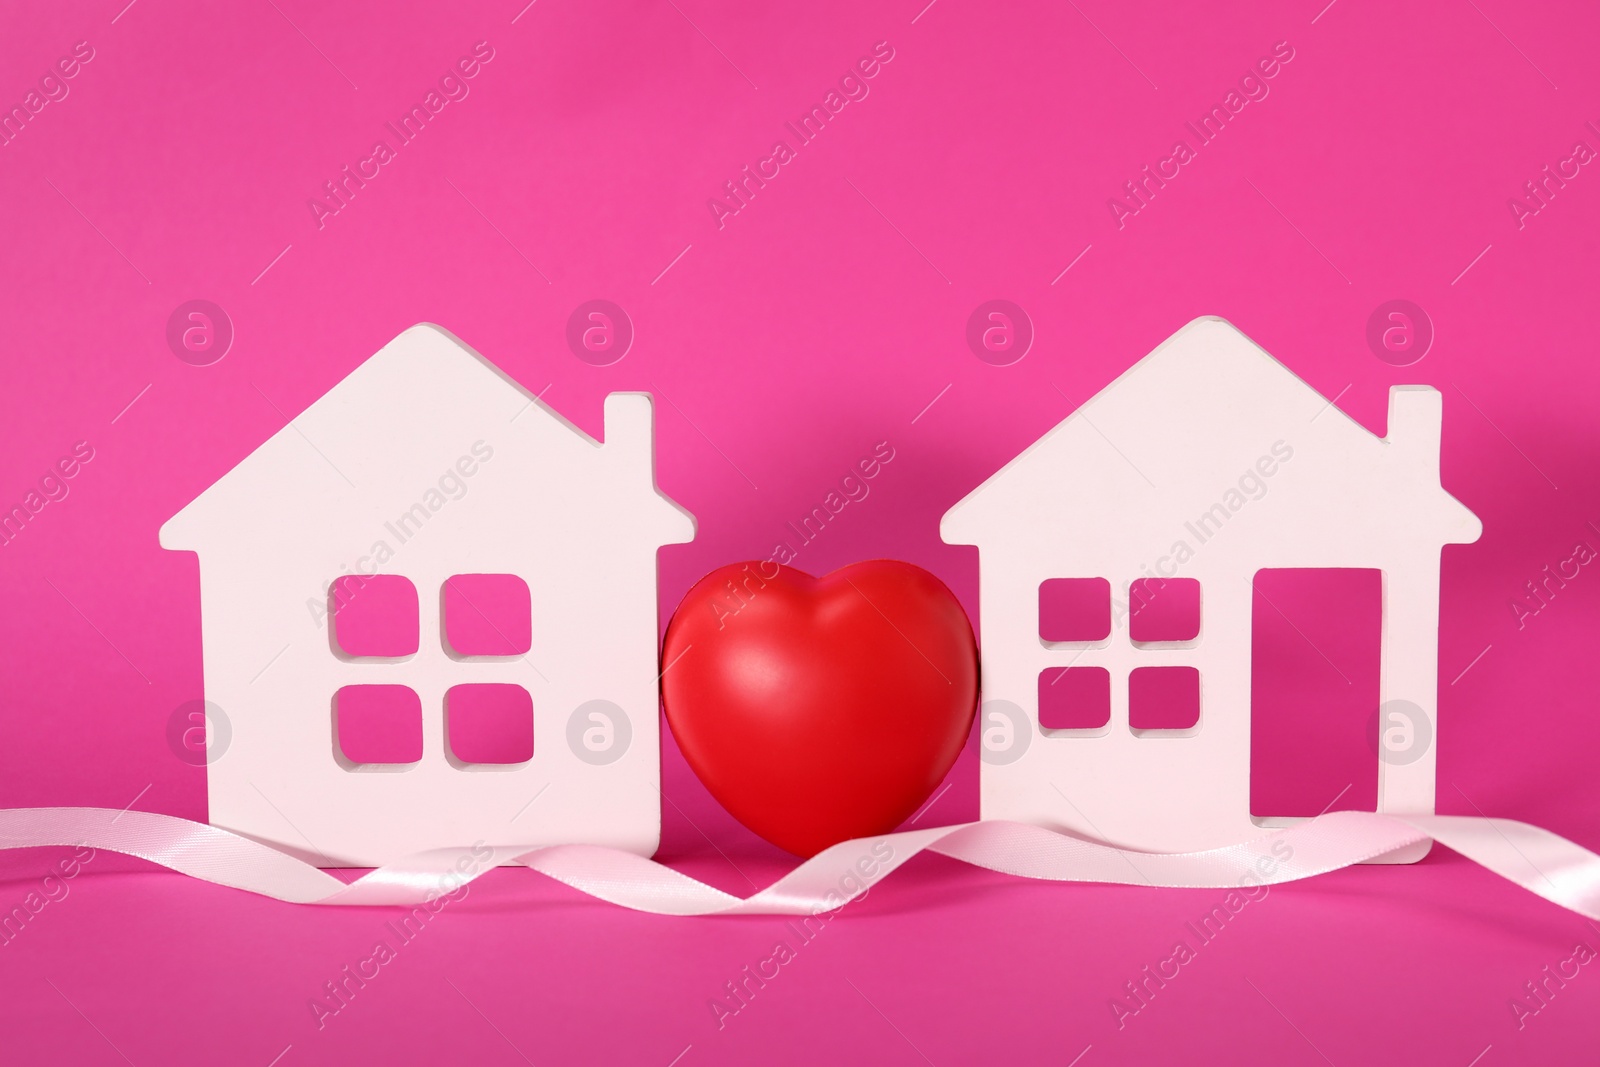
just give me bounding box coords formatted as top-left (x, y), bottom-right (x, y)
top-left (1039, 578), bottom-right (1111, 643)
top-left (1038, 667), bottom-right (1110, 731)
top-left (335, 685), bottom-right (422, 766)
top-left (1129, 577), bottom-right (1200, 644)
top-left (331, 575), bottom-right (419, 658)
top-left (1250, 568), bottom-right (1381, 818)
top-left (446, 684), bottom-right (533, 765)
top-left (1129, 666), bottom-right (1200, 733)
top-left (444, 574), bottom-right (532, 657)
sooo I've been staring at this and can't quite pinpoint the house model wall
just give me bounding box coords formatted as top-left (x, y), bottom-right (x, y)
top-left (942, 317), bottom-right (1480, 860)
top-left (161, 324), bottom-right (694, 866)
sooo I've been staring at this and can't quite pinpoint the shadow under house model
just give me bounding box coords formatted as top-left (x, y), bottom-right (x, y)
top-left (942, 317), bottom-right (1481, 863)
top-left (161, 324), bottom-right (695, 867)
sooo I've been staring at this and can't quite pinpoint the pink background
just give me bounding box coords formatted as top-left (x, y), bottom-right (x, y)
top-left (2, 0), bottom-right (1598, 1062)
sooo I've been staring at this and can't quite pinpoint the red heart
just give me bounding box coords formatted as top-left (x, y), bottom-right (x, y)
top-left (662, 560), bottom-right (978, 857)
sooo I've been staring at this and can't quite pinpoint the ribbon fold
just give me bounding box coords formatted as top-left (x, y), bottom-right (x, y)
top-left (1, 808), bottom-right (1596, 919)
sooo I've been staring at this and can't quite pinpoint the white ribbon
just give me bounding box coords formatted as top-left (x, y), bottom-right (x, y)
top-left (1, 808), bottom-right (1596, 918)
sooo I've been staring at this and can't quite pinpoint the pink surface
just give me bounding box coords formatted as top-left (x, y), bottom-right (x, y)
top-left (1, 0), bottom-right (1597, 1062)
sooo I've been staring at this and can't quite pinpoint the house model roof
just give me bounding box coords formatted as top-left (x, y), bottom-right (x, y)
top-left (161, 323), bottom-right (693, 550)
top-left (941, 316), bottom-right (1480, 561)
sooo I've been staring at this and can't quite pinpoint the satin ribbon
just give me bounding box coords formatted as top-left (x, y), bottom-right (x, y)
top-left (0, 807), bottom-right (1596, 918)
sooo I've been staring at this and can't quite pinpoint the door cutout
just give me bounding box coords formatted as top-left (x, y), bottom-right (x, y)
top-left (1250, 568), bottom-right (1381, 818)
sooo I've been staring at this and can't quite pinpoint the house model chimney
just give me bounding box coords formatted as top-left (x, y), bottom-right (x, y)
top-left (1385, 385), bottom-right (1444, 480)
top-left (605, 391), bottom-right (663, 487)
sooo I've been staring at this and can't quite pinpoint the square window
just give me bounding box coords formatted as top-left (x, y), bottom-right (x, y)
top-left (1038, 667), bottom-right (1110, 730)
top-left (1129, 666), bottom-right (1200, 732)
top-left (1128, 577), bottom-right (1200, 644)
top-left (446, 684), bottom-right (533, 765)
top-left (444, 574), bottom-right (532, 657)
top-left (335, 685), bottom-right (423, 765)
top-left (1039, 578), bottom-right (1111, 643)
top-left (331, 575), bottom-right (419, 658)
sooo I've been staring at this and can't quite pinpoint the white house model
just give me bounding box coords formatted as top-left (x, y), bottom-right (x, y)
top-left (161, 324), bottom-right (694, 866)
top-left (942, 317), bottom-right (1480, 861)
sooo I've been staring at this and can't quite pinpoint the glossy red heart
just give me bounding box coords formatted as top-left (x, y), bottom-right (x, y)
top-left (661, 560), bottom-right (977, 857)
